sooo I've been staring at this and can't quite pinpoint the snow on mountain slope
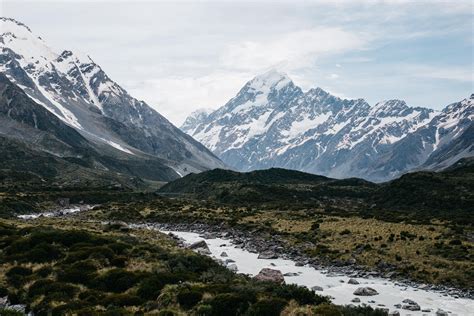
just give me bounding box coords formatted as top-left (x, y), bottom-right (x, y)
top-left (182, 70), bottom-right (472, 181)
top-left (0, 17), bottom-right (225, 176)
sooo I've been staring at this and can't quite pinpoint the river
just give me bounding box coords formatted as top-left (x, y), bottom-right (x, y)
top-left (163, 230), bottom-right (473, 316)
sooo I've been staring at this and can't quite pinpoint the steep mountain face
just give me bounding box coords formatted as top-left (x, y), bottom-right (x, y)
top-left (182, 70), bottom-right (473, 181)
top-left (0, 73), bottom-right (179, 186)
top-left (0, 17), bottom-right (224, 179)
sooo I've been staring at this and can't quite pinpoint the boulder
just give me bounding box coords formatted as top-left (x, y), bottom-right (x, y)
top-left (258, 251), bottom-right (278, 259)
top-left (189, 240), bottom-right (209, 250)
top-left (436, 309), bottom-right (449, 316)
top-left (197, 248), bottom-right (211, 255)
top-left (311, 286), bottom-right (324, 292)
top-left (283, 272), bottom-right (299, 277)
top-left (228, 264), bottom-right (238, 272)
top-left (402, 304), bottom-right (420, 311)
top-left (220, 251), bottom-right (228, 257)
top-left (388, 311), bottom-right (400, 316)
top-left (348, 278), bottom-right (359, 285)
top-left (351, 298), bottom-right (361, 303)
top-left (402, 300), bottom-right (421, 311)
top-left (353, 287), bottom-right (379, 296)
top-left (254, 268), bottom-right (285, 284)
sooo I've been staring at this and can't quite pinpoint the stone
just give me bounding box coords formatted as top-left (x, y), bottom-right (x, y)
top-left (421, 309), bottom-right (431, 312)
top-left (348, 278), bottom-right (359, 285)
top-left (311, 286), bottom-right (324, 292)
top-left (228, 264), bottom-right (238, 272)
top-left (189, 240), bottom-right (209, 250)
top-left (402, 303), bottom-right (421, 311)
top-left (351, 298), bottom-right (361, 303)
top-left (220, 252), bottom-right (228, 257)
top-left (388, 311), bottom-right (400, 316)
top-left (258, 251), bottom-right (278, 259)
top-left (436, 309), bottom-right (449, 316)
top-left (353, 287), bottom-right (379, 296)
top-left (197, 248), bottom-right (211, 255)
top-left (283, 272), bottom-right (299, 277)
top-left (254, 268), bottom-right (285, 283)
top-left (402, 299), bottom-right (418, 305)
top-left (295, 261), bottom-right (305, 267)
top-left (393, 304), bottom-right (402, 309)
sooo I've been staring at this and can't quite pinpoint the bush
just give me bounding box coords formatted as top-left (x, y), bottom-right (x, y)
top-left (177, 289), bottom-right (203, 310)
top-left (26, 242), bottom-right (63, 263)
top-left (28, 279), bottom-right (78, 300)
top-left (93, 269), bottom-right (140, 293)
top-left (6, 266), bottom-right (32, 286)
top-left (35, 266), bottom-right (53, 277)
top-left (58, 260), bottom-right (98, 284)
top-left (103, 293), bottom-right (143, 307)
top-left (313, 304), bottom-right (342, 316)
top-left (246, 298), bottom-right (288, 316)
top-left (137, 272), bottom-right (181, 300)
top-left (272, 284), bottom-right (328, 305)
top-left (208, 293), bottom-right (253, 316)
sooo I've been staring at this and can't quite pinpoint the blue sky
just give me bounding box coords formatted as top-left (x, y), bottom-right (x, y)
top-left (2, 0), bottom-right (473, 125)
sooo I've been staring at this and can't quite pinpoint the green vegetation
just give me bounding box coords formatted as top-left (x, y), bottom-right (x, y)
top-left (0, 159), bottom-right (472, 314)
top-left (1, 220), bottom-right (388, 315)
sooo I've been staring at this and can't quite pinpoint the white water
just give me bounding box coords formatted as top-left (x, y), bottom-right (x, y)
top-left (164, 230), bottom-right (473, 316)
top-left (17, 205), bottom-right (94, 219)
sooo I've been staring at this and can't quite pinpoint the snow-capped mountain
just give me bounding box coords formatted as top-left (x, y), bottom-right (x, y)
top-left (182, 69), bottom-right (473, 181)
top-left (0, 17), bottom-right (224, 179)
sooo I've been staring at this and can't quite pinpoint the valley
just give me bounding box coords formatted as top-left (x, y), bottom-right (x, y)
top-left (0, 9), bottom-right (472, 316)
top-left (1, 162), bottom-right (472, 315)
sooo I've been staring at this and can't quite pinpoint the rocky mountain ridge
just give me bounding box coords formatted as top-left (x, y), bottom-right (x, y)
top-left (0, 17), bottom-right (225, 179)
top-left (182, 70), bottom-right (473, 181)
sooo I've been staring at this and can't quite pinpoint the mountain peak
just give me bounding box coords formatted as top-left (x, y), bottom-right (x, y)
top-left (371, 99), bottom-right (409, 116)
top-left (0, 17), bottom-right (32, 33)
top-left (248, 69), bottom-right (292, 92)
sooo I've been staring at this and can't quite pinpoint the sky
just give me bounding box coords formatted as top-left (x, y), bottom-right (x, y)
top-left (2, 0), bottom-right (473, 125)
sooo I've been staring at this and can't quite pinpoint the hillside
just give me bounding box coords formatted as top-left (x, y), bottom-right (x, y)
top-left (159, 168), bottom-right (376, 207)
top-left (159, 162), bottom-right (474, 222)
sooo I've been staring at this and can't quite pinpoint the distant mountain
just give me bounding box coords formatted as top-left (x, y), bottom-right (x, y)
top-left (182, 69), bottom-right (473, 181)
top-left (0, 17), bottom-right (225, 180)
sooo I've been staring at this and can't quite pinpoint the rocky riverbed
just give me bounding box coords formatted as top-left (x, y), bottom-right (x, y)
top-left (160, 228), bottom-right (473, 316)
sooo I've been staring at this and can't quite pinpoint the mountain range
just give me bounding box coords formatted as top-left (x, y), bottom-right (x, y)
top-left (0, 17), bottom-right (224, 186)
top-left (181, 70), bottom-right (473, 182)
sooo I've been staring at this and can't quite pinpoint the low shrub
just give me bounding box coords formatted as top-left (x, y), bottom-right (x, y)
top-left (137, 272), bottom-right (181, 300)
top-left (177, 289), bottom-right (203, 310)
top-left (246, 298), bottom-right (288, 316)
top-left (103, 293), bottom-right (143, 307)
top-left (92, 269), bottom-right (141, 293)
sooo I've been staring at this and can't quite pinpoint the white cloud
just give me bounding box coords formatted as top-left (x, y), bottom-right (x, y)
top-left (126, 72), bottom-right (252, 125)
top-left (220, 28), bottom-right (368, 72)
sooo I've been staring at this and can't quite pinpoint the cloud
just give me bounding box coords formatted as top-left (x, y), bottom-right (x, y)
top-left (220, 27), bottom-right (368, 72)
top-left (126, 72), bottom-right (253, 125)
